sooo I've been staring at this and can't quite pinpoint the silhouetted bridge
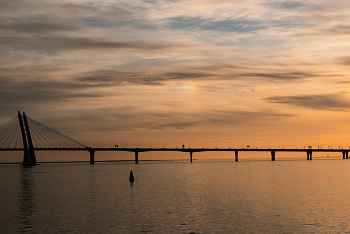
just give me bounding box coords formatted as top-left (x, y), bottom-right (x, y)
top-left (0, 112), bottom-right (349, 165)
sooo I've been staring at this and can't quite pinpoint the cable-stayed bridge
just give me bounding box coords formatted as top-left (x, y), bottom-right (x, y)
top-left (0, 111), bottom-right (87, 165)
top-left (0, 111), bottom-right (349, 165)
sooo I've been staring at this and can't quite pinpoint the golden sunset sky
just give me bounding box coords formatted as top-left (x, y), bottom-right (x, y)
top-left (1, 0), bottom-right (350, 161)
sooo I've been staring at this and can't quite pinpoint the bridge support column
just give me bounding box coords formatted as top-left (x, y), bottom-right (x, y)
top-left (347, 151), bottom-right (349, 159)
top-left (235, 151), bottom-right (238, 161)
top-left (190, 151), bottom-right (193, 162)
top-left (135, 151), bottom-right (138, 164)
top-left (343, 151), bottom-right (346, 159)
top-left (271, 151), bottom-right (275, 161)
top-left (307, 151), bottom-right (312, 160)
top-left (89, 150), bottom-right (95, 164)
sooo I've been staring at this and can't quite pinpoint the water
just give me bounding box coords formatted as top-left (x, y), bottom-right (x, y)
top-left (1, 158), bottom-right (350, 233)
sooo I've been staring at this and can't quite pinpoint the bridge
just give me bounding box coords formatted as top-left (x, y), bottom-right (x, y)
top-left (0, 112), bottom-right (349, 165)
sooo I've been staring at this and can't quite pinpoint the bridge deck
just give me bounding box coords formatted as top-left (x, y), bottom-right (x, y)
top-left (0, 147), bottom-right (347, 152)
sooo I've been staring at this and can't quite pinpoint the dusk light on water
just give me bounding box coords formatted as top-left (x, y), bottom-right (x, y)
top-left (1, 0), bottom-right (350, 233)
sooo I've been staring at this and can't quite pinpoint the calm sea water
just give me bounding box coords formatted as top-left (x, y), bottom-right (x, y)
top-left (1, 157), bottom-right (350, 233)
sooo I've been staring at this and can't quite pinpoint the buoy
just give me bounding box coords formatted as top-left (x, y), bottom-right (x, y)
top-left (129, 170), bottom-right (134, 183)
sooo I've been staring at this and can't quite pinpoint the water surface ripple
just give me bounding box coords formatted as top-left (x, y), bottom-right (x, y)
top-left (1, 158), bottom-right (350, 233)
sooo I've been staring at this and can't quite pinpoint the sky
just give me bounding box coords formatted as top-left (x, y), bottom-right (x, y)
top-left (1, 0), bottom-right (350, 161)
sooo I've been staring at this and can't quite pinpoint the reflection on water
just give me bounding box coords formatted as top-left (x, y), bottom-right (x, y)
top-left (18, 167), bottom-right (35, 233)
top-left (88, 165), bottom-right (96, 219)
top-left (1, 159), bottom-right (350, 233)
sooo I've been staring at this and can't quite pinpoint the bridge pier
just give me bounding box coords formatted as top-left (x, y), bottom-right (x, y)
top-left (190, 151), bottom-right (193, 162)
top-left (271, 151), bottom-right (275, 161)
top-left (342, 151), bottom-right (348, 159)
top-left (89, 150), bottom-right (95, 164)
top-left (307, 151), bottom-right (312, 160)
top-left (135, 151), bottom-right (138, 164)
top-left (235, 151), bottom-right (238, 161)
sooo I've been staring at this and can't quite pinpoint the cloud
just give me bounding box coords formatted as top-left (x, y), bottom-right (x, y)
top-left (205, 109), bottom-right (293, 125)
top-left (319, 25), bottom-right (350, 35)
top-left (0, 75), bottom-right (107, 116)
top-left (167, 16), bottom-right (264, 33)
top-left (55, 107), bottom-right (293, 132)
top-left (2, 0), bottom-right (350, 147)
top-left (75, 70), bottom-right (217, 86)
top-left (238, 71), bottom-right (315, 81)
top-left (268, 1), bottom-right (305, 10)
top-left (264, 93), bottom-right (350, 111)
top-left (336, 56), bottom-right (350, 66)
top-left (0, 67), bottom-right (218, 121)
top-left (233, 87), bottom-right (277, 93)
top-left (0, 18), bottom-right (82, 34)
top-left (296, 25), bottom-right (350, 37)
top-left (0, 0), bottom-right (23, 10)
top-left (0, 35), bottom-right (195, 52)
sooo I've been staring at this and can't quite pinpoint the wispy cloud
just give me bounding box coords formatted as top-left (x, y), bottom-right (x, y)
top-left (0, 36), bottom-right (195, 52)
top-left (0, 19), bottom-right (82, 34)
top-left (264, 93), bottom-right (350, 111)
top-left (238, 71), bottom-right (316, 81)
top-left (167, 16), bottom-right (265, 33)
top-left (336, 56), bottom-right (350, 66)
top-left (75, 70), bottom-right (217, 86)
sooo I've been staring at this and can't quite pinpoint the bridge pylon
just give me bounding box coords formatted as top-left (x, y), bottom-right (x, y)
top-left (23, 112), bottom-right (36, 165)
top-left (18, 111), bottom-right (36, 166)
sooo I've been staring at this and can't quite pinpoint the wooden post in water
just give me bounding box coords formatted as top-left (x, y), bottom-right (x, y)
top-left (271, 151), bottom-right (275, 161)
top-left (190, 151), bottom-right (193, 162)
top-left (235, 151), bottom-right (238, 161)
top-left (135, 151), bottom-right (139, 164)
top-left (309, 150), bottom-right (312, 160)
top-left (89, 149), bottom-right (95, 164)
top-left (346, 151), bottom-right (349, 159)
top-left (342, 151), bottom-right (346, 159)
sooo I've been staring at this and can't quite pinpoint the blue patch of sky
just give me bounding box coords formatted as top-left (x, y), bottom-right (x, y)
top-left (167, 16), bottom-right (265, 33)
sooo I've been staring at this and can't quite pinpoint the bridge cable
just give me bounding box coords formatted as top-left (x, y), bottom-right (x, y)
top-left (0, 115), bottom-right (87, 149)
top-left (30, 117), bottom-right (86, 148)
top-left (29, 119), bottom-right (85, 148)
top-left (0, 118), bottom-right (16, 147)
top-left (29, 122), bottom-right (52, 148)
top-left (29, 120), bottom-right (59, 148)
top-left (0, 116), bottom-right (22, 148)
top-left (28, 120), bottom-right (77, 148)
top-left (26, 116), bottom-right (87, 148)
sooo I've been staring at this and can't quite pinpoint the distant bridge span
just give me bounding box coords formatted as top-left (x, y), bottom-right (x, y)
top-left (1, 147), bottom-right (348, 164)
top-left (88, 147), bottom-right (349, 163)
top-left (0, 112), bottom-right (349, 165)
